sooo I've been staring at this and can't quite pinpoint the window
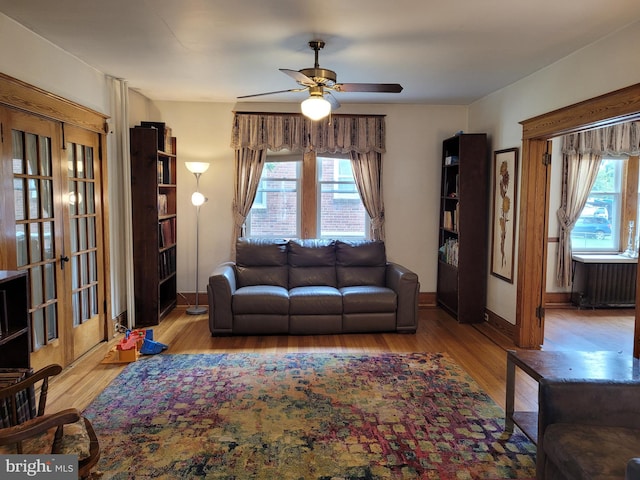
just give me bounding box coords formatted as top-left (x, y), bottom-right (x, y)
top-left (317, 156), bottom-right (367, 238)
top-left (245, 152), bottom-right (368, 239)
top-left (245, 158), bottom-right (300, 238)
top-left (571, 157), bottom-right (624, 252)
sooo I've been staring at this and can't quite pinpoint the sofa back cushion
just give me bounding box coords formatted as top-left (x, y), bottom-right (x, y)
top-left (235, 238), bottom-right (288, 288)
top-left (288, 239), bottom-right (337, 288)
top-left (336, 240), bottom-right (386, 287)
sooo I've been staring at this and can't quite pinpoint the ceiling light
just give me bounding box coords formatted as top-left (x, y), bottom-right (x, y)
top-left (301, 95), bottom-right (331, 121)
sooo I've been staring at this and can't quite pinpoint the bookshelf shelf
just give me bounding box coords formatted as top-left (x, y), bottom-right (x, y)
top-left (437, 134), bottom-right (489, 323)
top-left (130, 125), bottom-right (178, 327)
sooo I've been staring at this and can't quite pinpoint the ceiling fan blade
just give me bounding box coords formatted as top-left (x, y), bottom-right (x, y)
top-left (325, 91), bottom-right (340, 109)
top-left (237, 87), bottom-right (306, 99)
top-left (334, 83), bottom-right (403, 93)
top-left (280, 68), bottom-right (317, 87)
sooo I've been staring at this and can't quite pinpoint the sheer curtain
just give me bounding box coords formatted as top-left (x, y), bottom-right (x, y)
top-left (556, 150), bottom-right (602, 287)
top-left (557, 121), bottom-right (640, 287)
top-left (106, 76), bottom-right (134, 327)
top-left (230, 113), bottom-right (386, 242)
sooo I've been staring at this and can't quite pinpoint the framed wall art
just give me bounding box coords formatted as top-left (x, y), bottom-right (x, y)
top-left (490, 147), bottom-right (519, 283)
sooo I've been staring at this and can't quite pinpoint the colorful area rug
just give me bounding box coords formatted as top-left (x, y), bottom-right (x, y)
top-left (83, 353), bottom-right (536, 479)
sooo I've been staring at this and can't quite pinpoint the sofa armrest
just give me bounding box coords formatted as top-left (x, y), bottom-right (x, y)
top-left (385, 262), bottom-right (419, 333)
top-left (207, 262), bottom-right (237, 336)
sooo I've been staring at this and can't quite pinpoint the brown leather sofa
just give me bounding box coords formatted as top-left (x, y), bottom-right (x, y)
top-left (207, 238), bottom-right (419, 336)
top-left (537, 377), bottom-right (640, 480)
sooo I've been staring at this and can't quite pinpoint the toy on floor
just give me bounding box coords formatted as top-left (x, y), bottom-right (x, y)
top-left (139, 329), bottom-right (169, 355)
top-left (101, 329), bottom-right (168, 363)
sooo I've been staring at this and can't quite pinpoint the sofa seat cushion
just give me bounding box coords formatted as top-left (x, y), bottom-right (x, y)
top-left (289, 286), bottom-right (342, 315)
top-left (341, 286), bottom-right (396, 313)
top-left (544, 423), bottom-right (640, 480)
top-left (233, 285), bottom-right (289, 314)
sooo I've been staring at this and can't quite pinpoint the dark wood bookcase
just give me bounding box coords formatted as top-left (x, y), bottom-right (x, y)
top-left (0, 270), bottom-right (30, 368)
top-left (130, 126), bottom-right (177, 326)
top-left (437, 133), bottom-right (488, 323)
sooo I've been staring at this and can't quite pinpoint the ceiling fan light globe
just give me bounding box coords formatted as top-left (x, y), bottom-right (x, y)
top-left (301, 96), bottom-right (331, 120)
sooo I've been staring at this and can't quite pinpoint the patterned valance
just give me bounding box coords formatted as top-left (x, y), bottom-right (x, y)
top-left (562, 121), bottom-right (640, 156)
top-left (230, 113), bottom-right (386, 154)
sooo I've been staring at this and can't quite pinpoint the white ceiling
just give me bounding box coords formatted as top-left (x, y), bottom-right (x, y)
top-left (1, 0), bottom-right (640, 106)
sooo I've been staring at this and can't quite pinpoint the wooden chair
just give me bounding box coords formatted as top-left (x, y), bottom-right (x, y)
top-left (0, 364), bottom-right (100, 479)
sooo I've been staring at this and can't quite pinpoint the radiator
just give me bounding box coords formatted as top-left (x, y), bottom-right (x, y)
top-left (572, 260), bottom-right (637, 308)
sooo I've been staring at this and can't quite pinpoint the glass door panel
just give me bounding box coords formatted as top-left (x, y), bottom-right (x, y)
top-left (64, 125), bottom-right (104, 358)
top-left (9, 111), bottom-right (67, 369)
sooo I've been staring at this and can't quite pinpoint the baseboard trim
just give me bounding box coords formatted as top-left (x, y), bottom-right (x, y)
top-left (545, 291), bottom-right (573, 308)
top-left (419, 292), bottom-right (436, 309)
top-left (483, 309), bottom-right (516, 343)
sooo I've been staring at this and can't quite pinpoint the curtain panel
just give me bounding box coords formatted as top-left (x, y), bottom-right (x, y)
top-left (230, 113), bottom-right (386, 154)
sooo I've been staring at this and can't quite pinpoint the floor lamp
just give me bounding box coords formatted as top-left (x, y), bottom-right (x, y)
top-left (185, 161), bottom-right (209, 315)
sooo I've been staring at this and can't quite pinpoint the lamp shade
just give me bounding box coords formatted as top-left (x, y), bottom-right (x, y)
top-left (301, 96), bottom-right (331, 121)
top-left (185, 162), bottom-right (210, 174)
top-left (191, 191), bottom-right (206, 206)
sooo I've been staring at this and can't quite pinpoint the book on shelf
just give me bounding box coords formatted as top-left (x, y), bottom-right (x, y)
top-left (443, 210), bottom-right (457, 231)
top-left (438, 238), bottom-right (459, 267)
top-left (443, 211), bottom-right (453, 230)
top-left (454, 204), bottom-right (459, 231)
top-left (157, 161), bottom-right (164, 184)
top-left (158, 194), bottom-right (168, 216)
top-left (158, 249), bottom-right (176, 280)
top-left (159, 219), bottom-right (174, 247)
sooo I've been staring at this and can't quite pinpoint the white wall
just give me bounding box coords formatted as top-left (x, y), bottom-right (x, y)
top-left (147, 101), bottom-right (468, 295)
top-left (0, 14), bottom-right (108, 114)
top-left (469, 20), bottom-right (640, 324)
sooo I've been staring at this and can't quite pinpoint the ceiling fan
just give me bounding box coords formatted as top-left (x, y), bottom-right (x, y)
top-left (237, 40), bottom-right (403, 120)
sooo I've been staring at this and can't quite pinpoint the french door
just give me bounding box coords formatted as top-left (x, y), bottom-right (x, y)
top-left (2, 107), bottom-right (106, 370)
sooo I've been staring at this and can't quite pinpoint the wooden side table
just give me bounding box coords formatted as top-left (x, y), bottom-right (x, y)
top-left (505, 349), bottom-right (640, 443)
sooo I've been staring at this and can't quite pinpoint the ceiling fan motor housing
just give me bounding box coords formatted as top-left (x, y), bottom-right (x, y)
top-left (299, 68), bottom-right (337, 87)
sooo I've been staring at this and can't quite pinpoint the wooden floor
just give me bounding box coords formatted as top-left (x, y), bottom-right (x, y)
top-left (45, 306), bottom-right (635, 419)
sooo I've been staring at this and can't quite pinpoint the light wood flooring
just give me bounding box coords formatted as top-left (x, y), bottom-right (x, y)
top-left (45, 306), bottom-right (635, 419)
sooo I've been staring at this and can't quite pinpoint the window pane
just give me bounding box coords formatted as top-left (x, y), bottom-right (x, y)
top-left (246, 160), bottom-right (299, 237)
top-left (571, 158), bottom-right (622, 252)
top-left (318, 156), bottom-right (367, 239)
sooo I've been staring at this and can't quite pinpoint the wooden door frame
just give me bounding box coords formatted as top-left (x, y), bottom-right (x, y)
top-left (516, 82), bottom-right (640, 354)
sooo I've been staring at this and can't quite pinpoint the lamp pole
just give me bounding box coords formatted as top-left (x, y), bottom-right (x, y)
top-left (187, 195), bottom-right (206, 314)
top-left (185, 163), bottom-right (209, 315)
